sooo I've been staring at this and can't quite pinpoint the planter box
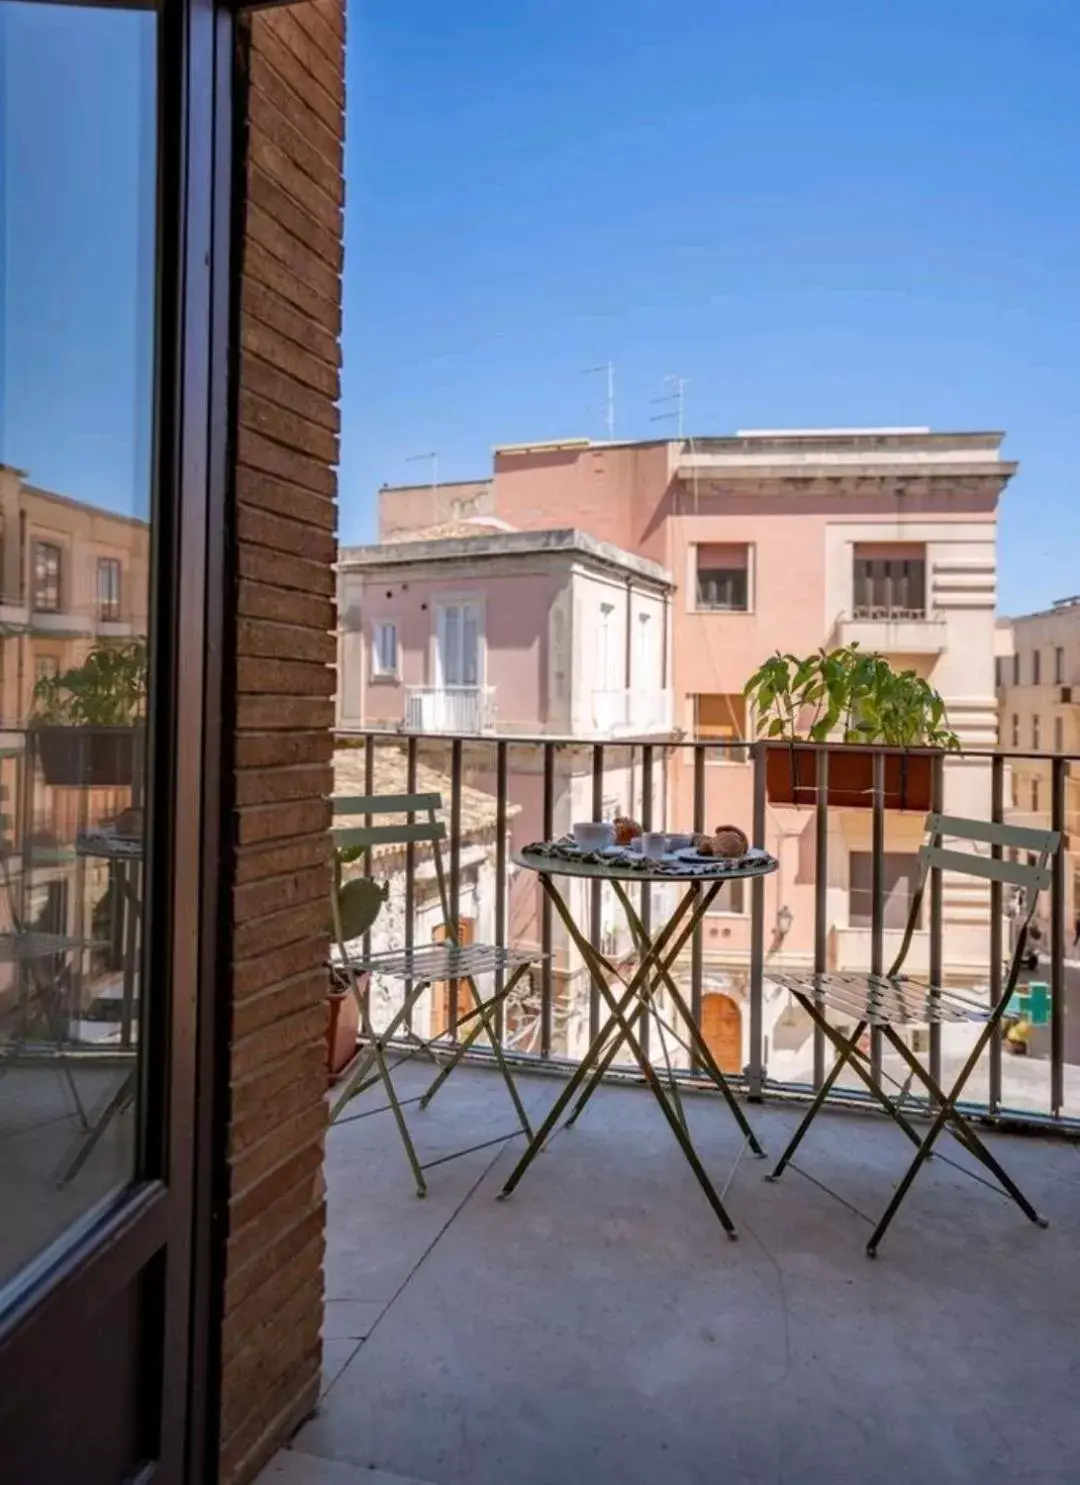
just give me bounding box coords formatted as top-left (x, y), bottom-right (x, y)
top-left (765, 743), bottom-right (936, 812)
top-left (34, 726), bottom-right (141, 789)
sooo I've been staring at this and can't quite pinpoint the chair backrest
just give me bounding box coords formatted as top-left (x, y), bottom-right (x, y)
top-left (330, 791), bottom-right (456, 957)
top-left (888, 812), bottom-right (1060, 982)
top-left (332, 792), bottom-right (445, 852)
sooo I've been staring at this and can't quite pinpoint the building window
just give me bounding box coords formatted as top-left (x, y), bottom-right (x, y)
top-left (852, 546), bottom-right (926, 619)
top-left (1011, 714), bottom-right (1019, 747)
top-left (371, 620), bottom-right (399, 678)
top-left (695, 544), bottom-right (749, 611)
top-left (694, 693), bottom-right (748, 762)
top-left (849, 852), bottom-right (921, 930)
top-left (1055, 647), bottom-right (1064, 685)
top-left (1033, 649), bottom-right (1041, 685)
top-left (1012, 653), bottom-right (1020, 685)
top-left (97, 557), bottom-right (121, 620)
top-left (1031, 778), bottom-right (1040, 814)
top-left (435, 603), bottom-right (481, 687)
top-left (32, 542), bottom-right (61, 612)
top-left (1032, 715), bottom-right (1041, 750)
top-left (1054, 716), bottom-right (1064, 754)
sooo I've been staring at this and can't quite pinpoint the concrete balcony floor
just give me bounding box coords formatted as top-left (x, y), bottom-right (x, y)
top-left (263, 1062), bottom-right (1080, 1485)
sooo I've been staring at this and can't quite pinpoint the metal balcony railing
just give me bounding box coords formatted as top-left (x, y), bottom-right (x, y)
top-left (403, 685), bottom-right (497, 735)
top-left (590, 688), bottom-right (673, 738)
top-left (342, 729), bottom-right (1080, 1134)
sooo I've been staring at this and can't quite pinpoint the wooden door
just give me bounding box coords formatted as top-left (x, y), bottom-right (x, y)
top-left (701, 993), bottom-right (742, 1074)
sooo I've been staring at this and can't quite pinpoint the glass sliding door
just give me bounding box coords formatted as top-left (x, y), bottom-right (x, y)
top-left (0, 0), bottom-right (227, 1479)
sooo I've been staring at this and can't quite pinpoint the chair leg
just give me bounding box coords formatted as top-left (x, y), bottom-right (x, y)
top-left (766, 1021), bottom-right (867, 1181)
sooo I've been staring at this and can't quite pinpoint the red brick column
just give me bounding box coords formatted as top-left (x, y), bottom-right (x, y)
top-left (219, 4), bottom-right (344, 1481)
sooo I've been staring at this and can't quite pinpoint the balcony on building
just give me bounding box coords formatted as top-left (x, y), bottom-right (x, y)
top-left (834, 543), bottom-right (948, 653)
top-left (590, 686), bottom-right (674, 738)
top-left (281, 726), bottom-right (1080, 1485)
top-left (404, 683), bottom-right (497, 735)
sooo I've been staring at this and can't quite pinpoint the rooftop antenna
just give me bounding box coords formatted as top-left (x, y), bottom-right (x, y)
top-left (404, 451), bottom-right (438, 489)
top-left (650, 375), bottom-right (687, 440)
top-left (582, 362), bottom-right (615, 440)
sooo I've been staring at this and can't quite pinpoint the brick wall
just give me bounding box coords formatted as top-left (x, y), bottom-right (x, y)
top-left (219, 4), bottom-right (345, 1482)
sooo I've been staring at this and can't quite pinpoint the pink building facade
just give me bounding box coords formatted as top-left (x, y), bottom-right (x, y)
top-left (376, 430), bottom-right (1016, 1080)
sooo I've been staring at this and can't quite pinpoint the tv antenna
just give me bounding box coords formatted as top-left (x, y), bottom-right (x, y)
top-left (582, 362), bottom-right (615, 440)
top-left (404, 451), bottom-right (438, 489)
top-left (650, 375), bottom-right (687, 439)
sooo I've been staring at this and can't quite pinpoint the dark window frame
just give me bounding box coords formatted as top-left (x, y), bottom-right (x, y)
top-left (852, 555), bottom-right (927, 620)
top-left (32, 541), bottom-right (62, 613)
top-left (97, 557), bottom-right (122, 621)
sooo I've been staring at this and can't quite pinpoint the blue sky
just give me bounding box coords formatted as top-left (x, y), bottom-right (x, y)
top-left (0, 6), bottom-right (154, 521)
top-left (1, 3), bottom-right (1076, 614)
top-left (341, 0), bottom-right (1080, 613)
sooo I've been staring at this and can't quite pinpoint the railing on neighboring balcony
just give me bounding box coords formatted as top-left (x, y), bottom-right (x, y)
top-left (590, 688), bottom-right (673, 737)
top-left (341, 728), bottom-right (1080, 1134)
top-left (836, 608), bottom-right (948, 653)
top-left (403, 685), bottom-right (497, 735)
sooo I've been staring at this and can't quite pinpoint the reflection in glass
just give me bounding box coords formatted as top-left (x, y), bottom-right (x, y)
top-left (0, 2), bottom-right (155, 1294)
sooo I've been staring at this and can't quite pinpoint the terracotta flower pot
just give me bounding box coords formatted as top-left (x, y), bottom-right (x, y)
top-left (327, 975), bottom-right (364, 1082)
top-left (765, 743), bottom-right (935, 812)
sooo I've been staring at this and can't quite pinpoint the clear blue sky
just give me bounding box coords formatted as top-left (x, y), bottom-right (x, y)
top-left (341, 0), bottom-right (1080, 614)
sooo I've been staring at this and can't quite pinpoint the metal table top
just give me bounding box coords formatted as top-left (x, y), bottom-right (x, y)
top-left (513, 840), bottom-right (778, 885)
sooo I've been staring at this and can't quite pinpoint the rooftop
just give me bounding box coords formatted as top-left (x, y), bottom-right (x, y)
top-left (338, 526), bottom-right (674, 589)
top-left (261, 1062), bottom-right (1080, 1485)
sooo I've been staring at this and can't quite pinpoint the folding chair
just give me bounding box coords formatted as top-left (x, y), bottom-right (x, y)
top-left (764, 813), bottom-right (1060, 1255)
top-left (329, 790), bottom-right (541, 1195)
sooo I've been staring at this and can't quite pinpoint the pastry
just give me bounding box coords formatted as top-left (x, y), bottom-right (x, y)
top-left (712, 825), bottom-right (749, 857)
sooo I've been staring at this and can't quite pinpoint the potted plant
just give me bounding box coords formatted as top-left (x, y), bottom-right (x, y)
top-left (744, 643), bottom-right (959, 810)
top-left (30, 640), bottom-right (147, 788)
top-left (328, 855), bottom-right (389, 1081)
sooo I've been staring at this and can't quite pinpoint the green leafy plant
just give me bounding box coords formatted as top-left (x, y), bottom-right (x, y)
top-left (744, 643), bottom-right (959, 750)
top-left (31, 642), bottom-right (147, 727)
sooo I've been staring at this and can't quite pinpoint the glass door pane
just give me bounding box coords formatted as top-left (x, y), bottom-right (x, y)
top-left (0, 0), bottom-right (156, 1295)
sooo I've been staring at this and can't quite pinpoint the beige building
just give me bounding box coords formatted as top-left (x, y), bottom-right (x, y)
top-left (997, 595), bottom-right (1080, 938)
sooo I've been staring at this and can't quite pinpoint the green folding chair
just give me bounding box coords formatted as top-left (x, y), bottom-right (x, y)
top-left (329, 790), bottom-right (541, 1195)
top-left (764, 813), bottom-right (1060, 1255)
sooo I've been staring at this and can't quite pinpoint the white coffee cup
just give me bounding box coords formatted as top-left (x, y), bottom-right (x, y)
top-left (573, 821), bottom-right (615, 851)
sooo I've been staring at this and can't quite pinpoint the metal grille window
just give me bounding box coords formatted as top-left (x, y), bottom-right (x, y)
top-left (97, 557), bottom-right (121, 620)
top-left (695, 544), bottom-right (749, 611)
top-left (852, 552), bottom-right (926, 619)
top-left (32, 541), bottom-right (61, 612)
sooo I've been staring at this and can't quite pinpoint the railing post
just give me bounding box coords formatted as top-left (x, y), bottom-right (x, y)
top-left (988, 753), bottom-right (1003, 1114)
top-left (691, 744), bottom-right (705, 1072)
top-left (929, 752), bottom-right (944, 1085)
top-left (870, 750), bottom-right (885, 1083)
top-left (494, 739), bottom-right (508, 1046)
top-left (639, 744), bottom-right (653, 1057)
top-left (404, 735), bottom-right (417, 1034)
top-left (747, 739), bottom-right (767, 1098)
top-left (1051, 755), bottom-right (1065, 1117)
top-left (813, 747), bottom-right (829, 1090)
top-left (449, 737), bottom-right (462, 1038)
top-left (541, 741), bottom-right (554, 1057)
top-left (589, 743), bottom-right (603, 1043)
